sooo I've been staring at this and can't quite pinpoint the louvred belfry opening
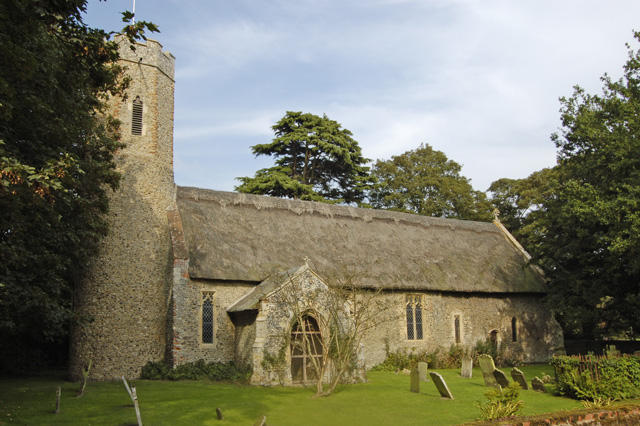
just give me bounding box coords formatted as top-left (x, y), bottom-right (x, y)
top-left (132, 96), bottom-right (143, 135)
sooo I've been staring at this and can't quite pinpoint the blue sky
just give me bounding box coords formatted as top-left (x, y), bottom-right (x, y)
top-left (84, 0), bottom-right (640, 193)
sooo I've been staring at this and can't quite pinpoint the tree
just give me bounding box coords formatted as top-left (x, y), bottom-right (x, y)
top-left (488, 167), bottom-right (561, 250)
top-left (0, 0), bottom-right (156, 369)
top-left (532, 31), bottom-right (640, 338)
top-left (369, 143), bottom-right (492, 221)
top-left (236, 111), bottom-right (372, 205)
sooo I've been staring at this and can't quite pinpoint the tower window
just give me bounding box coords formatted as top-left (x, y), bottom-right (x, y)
top-left (406, 295), bottom-right (423, 340)
top-left (132, 96), bottom-right (143, 135)
top-left (511, 317), bottom-right (518, 342)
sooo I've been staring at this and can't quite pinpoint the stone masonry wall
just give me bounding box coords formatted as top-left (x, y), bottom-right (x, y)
top-left (361, 291), bottom-right (564, 369)
top-left (69, 38), bottom-right (176, 381)
top-left (172, 279), bottom-right (255, 366)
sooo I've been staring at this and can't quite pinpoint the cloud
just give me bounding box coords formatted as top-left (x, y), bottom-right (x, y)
top-left (152, 0), bottom-right (640, 193)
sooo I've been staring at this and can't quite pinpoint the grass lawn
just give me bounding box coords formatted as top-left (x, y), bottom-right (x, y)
top-left (0, 365), bottom-right (585, 425)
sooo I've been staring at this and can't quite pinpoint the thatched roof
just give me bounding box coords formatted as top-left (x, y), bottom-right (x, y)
top-left (176, 187), bottom-right (546, 293)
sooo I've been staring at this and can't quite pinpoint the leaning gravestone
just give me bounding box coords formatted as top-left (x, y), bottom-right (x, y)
top-left (493, 369), bottom-right (510, 388)
top-left (478, 354), bottom-right (499, 388)
top-left (429, 372), bottom-right (454, 399)
top-left (410, 368), bottom-right (420, 393)
top-left (418, 362), bottom-right (428, 382)
top-left (511, 367), bottom-right (529, 390)
top-left (461, 356), bottom-right (473, 378)
top-left (531, 377), bottom-right (546, 393)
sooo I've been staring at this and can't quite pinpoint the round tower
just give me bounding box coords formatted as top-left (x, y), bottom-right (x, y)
top-left (70, 36), bottom-right (176, 380)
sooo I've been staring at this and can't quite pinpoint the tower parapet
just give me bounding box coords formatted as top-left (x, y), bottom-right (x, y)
top-left (70, 37), bottom-right (176, 380)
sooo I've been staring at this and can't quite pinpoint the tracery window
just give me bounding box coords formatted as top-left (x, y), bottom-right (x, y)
top-left (406, 295), bottom-right (423, 340)
top-left (132, 96), bottom-right (143, 135)
top-left (201, 291), bottom-right (215, 345)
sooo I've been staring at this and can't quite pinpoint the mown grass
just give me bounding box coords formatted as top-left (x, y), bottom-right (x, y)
top-left (0, 365), bottom-right (586, 425)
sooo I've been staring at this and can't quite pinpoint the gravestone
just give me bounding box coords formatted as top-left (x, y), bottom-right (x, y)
top-left (493, 369), bottom-right (510, 388)
top-left (478, 354), bottom-right (498, 388)
top-left (429, 372), bottom-right (454, 399)
top-left (531, 377), bottom-right (546, 393)
top-left (461, 356), bottom-right (473, 378)
top-left (410, 368), bottom-right (420, 393)
top-left (418, 362), bottom-right (428, 381)
top-left (511, 367), bottom-right (529, 390)
top-left (606, 345), bottom-right (620, 357)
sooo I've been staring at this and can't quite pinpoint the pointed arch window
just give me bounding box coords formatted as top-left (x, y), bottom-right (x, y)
top-left (406, 295), bottom-right (423, 340)
top-left (201, 291), bottom-right (216, 345)
top-left (132, 96), bottom-right (143, 135)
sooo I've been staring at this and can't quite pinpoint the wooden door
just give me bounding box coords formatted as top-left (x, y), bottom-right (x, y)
top-left (290, 315), bottom-right (323, 383)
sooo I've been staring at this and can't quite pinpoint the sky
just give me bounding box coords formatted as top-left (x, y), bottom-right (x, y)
top-left (84, 0), bottom-right (640, 193)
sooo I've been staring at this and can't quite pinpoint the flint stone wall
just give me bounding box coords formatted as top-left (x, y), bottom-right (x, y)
top-left (360, 291), bottom-right (564, 368)
top-left (69, 38), bottom-right (176, 381)
top-left (172, 279), bottom-right (255, 366)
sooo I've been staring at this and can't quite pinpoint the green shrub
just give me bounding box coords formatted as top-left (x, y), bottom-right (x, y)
top-left (441, 345), bottom-right (465, 369)
top-left (473, 338), bottom-right (522, 367)
top-left (476, 382), bottom-right (524, 421)
top-left (371, 347), bottom-right (435, 371)
top-left (474, 338), bottom-right (498, 361)
top-left (551, 355), bottom-right (640, 401)
top-left (371, 344), bottom-right (471, 371)
top-left (140, 360), bottom-right (252, 383)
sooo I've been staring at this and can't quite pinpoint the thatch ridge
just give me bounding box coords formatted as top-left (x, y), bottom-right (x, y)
top-left (176, 187), bottom-right (547, 294)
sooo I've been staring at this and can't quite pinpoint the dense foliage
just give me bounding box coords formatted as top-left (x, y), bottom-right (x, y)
top-left (489, 33), bottom-right (640, 339)
top-left (371, 339), bottom-right (521, 372)
top-left (551, 355), bottom-right (640, 401)
top-left (370, 144), bottom-right (492, 221)
top-left (476, 382), bottom-right (524, 421)
top-left (140, 360), bottom-right (252, 382)
top-left (236, 111), bottom-right (372, 205)
top-left (488, 167), bottom-right (560, 246)
top-left (0, 0), bottom-right (156, 370)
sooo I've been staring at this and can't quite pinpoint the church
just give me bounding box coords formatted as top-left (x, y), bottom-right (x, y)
top-left (69, 37), bottom-right (564, 383)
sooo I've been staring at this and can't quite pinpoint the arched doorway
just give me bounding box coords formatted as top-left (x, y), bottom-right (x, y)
top-left (291, 315), bottom-right (323, 384)
top-left (489, 329), bottom-right (499, 347)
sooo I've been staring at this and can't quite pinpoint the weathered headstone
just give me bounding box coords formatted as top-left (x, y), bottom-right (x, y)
top-left (606, 345), bottom-right (621, 357)
top-left (531, 377), bottom-right (546, 393)
top-left (410, 368), bottom-right (420, 393)
top-left (400, 368), bottom-right (411, 375)
top-left (461, 356), bottom-right (473, 378)
top-left (216, 407), bottom-right (224, 420)
top-left (418, 362), bottom-right (428, 382)
top-left (493, 368), bottom-right (510, 388)
top-left (429, 372), bottom-right (454, 399)
top-left (253, 415), bottom-right (267, 426)
top-left (478, 354), bottom-right (498, 388)
top-left (511, 367), bottom-right (529, 390)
